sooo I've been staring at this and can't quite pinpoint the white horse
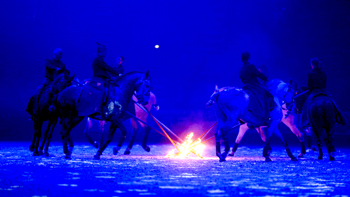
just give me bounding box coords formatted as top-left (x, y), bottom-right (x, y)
top-left (207, 79), bottom-right (298, 162)
top-left (229, 80), bottom-right (309, 158)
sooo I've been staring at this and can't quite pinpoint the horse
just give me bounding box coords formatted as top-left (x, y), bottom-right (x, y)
top-left (294, 86), bottom-right (348, 161)
top-left (56, 71), bottom-right (152, 160)
top-left (83, 92), bottom-right (159, 155)
top-left (28, 73), bottom-right (75, 156)
top-left (226, 80), bottom-right (309, 158)
top-left (207, 79), bottom-right (298, 162)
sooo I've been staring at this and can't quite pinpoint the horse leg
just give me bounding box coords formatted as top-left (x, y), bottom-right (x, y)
top-left (304, 127), bottom-right (317, 151)
top-left (229, 123), bottom-right (248, 156)
top-left (44, 118), bottom-right (57, 157)
top-left (94, 123), bottom-right (118, 160)
top-left (215, 128), bottom-right (221, 157)
top-left (84, 118), bottom-right (99, 148)
top-left (283, 117), bottom-right (306, 157)
top-left (99, 121), bottom-right (106, 148)
top-left (324, 127), bottom-right (336, 161)
top-left (29, 127), bottom-right (36, 152)
top-left (263, 121), bottom-right (277, 162)
top-left (218, 117), bottom-right (236, 162)
top-left (311, 125), bottom-right (323, 160)
top-left (33, 120), bottom-right (43, 156)
top-left (61, 116), bottom-right (83, 159)
top-left (124, 119), bottom-right (138, 155)
top-left (39, 119), bottom-right (54, 155)
top-left (142, 126), bottom-right (151, 152)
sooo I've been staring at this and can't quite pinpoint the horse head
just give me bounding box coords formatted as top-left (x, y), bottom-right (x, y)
top-left (266, 79), bottom-right (294, 111)
top-left (134, 71), bottom-right (152, 105)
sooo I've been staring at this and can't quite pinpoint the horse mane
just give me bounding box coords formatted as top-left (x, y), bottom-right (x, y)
top-left (114, 71), bottom-right (142, 82)
top-left (265, 79), bottom-right (287, 93)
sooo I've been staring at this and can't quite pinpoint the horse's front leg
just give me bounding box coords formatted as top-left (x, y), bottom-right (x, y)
top-left (218, 127), bottom-right (231, 162)
top-left (61, 116), bottom-right (83, 159)
top-left (142, 126), bottom-right (151, 152)
top-left (43, 118), bottom-right (57, 157)
top-left (263, 121), bottom-right (277, 162)
top-left (84, 118), bottom-right (98, 148)
top-left (229, 123), bottom-right (248, 157)
top-left (282, 115), bottom-right (306, 157)
top-left (94, 123), bottom-right (118, 160)
top-left (124, 118), bottom-right (138, 155)
top-left (39, 118), bottom-right (54, 155)
top-left (112, 117), bottom-right (127, 156)
top-left (33, 119), bottom-right (43, 156)
top-left (215, 129), bottom-right (221, 157)
top-left (29, 126), bottom-right (36, 152)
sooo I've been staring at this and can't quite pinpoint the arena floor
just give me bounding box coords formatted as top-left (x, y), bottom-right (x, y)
top-left (0, 142), bottom-right (349, 196)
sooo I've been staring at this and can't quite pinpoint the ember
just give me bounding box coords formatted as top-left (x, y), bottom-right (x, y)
top-left (166, 132), bottom-right (205, 158)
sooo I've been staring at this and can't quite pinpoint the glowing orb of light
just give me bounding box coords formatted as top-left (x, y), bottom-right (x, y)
top-left (154, 44), bottom-right (159, 49)
top-left (166, 132), bottom-right (205, 159)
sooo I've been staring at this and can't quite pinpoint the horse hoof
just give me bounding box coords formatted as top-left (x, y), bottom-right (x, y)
top-left (65, 154), bottom-right (72, 160)
top-left (93, 142), bottom-right (99, 149)
top-left (39, 150), bottom-right (44, 156)
top-left (93, 155), bottom-right (100, 160)
top-left (43, 152), bottom-right (49, 157)
top-left (33, 151), bottom-right (40, 156)
top-left (142, 145), bottom-right (150, 152)
top-left (298, 153), bottom-right (304, 158)
top-left (265, 157), bottom-right (272, 162)
top-left (228, 152), bottom-right (234, 157)
top-left (113, 147), bottom-right (119, 155)
top-left (124, 149), bottom-right (131, 155)
top-left (311, 146), bottom-right (317, 151)
top-left (219, 152), bottom-right (227, 162)
top-left (29, 145), bottom-right (35, 152)
top-left (330, 157), bottom-right (335, 161)
top-left (291, 157), bottom-right (298, 161)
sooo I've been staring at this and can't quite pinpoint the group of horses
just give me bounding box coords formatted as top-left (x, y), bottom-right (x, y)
top-left (28, 71), bottom-right (343, 162)
top-left (29, 71), bottom-right (152, 160)
top-left (207, 79), bottom-right (344, 162)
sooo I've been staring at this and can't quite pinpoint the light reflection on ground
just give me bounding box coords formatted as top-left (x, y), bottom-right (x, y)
top-left (0, 142), bottom-right (349, 196)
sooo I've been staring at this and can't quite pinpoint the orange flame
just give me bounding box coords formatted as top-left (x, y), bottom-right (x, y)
top-left (166, 132), bottom-right (205, 158)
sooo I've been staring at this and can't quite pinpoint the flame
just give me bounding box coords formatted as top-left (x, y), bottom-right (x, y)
top-left (166, 132), bottom-right (205, 158)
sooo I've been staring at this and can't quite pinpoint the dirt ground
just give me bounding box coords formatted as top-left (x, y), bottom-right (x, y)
top-left (0, 142), bottom-right (349, 196)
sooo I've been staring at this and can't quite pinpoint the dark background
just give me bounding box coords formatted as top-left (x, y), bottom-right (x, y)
top-left (1, 0), bottom-right (350, 145)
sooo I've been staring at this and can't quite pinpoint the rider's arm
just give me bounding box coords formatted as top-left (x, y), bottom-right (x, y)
top-left (250, 64), bottom-right (268, 81)
top-left (94, 58), bottom-right (120, 76)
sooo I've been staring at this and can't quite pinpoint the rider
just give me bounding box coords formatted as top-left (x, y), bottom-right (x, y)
top-left (110, 55), bottom-right (125, 82)
top-left (77, 43), bottom-right (122, 117)
top-left (239, 52), bottom-right (273, 126)
top-left (26, 48), bottom-right (68, 119)
top-left (301, 58), bottom-right (347, 129)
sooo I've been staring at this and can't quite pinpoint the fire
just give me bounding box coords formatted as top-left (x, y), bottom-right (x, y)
top-left (166, 132), bottom-right (205, 158)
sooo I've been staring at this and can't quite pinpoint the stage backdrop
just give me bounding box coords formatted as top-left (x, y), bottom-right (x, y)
top-left (1, 0), bottom-right (350, 144)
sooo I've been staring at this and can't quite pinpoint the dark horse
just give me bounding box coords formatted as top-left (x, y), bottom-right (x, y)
top-left (301, 94), bottom-right (347, 160)
top-left (29, 73), bottom-right (75, 156)
top-left (57, 71), bottom-right (152, 160)
top-left (84, 91), bottom-right (159, 155)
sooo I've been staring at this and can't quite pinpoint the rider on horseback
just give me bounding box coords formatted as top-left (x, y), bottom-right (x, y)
top-left (301, 58), bottom-right (347, 130)
top-left (26, 48), bottom-right (69, 119)
top-left (239, 52), bottom-right (274, 127)
top-left (77, 43), bottom-right (123, 117)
